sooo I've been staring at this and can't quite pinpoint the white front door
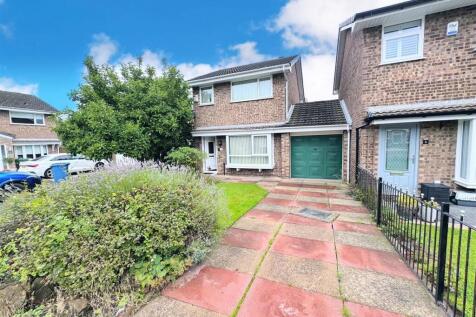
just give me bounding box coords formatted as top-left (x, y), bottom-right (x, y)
top-left (203, 137), bottom-right (217, 171)
top-left (379, 125), bottom-right (419, 193)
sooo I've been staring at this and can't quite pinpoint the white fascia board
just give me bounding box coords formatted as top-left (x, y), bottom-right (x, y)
top-left (192, 124), bottom-right (350, 137)
top-left (340, 100), bottom-right (352, 125)
top-left (13, 139), bottom-right (61, 144)
top-left (1, 107), bottom-right (56, 115)
top-left (188, 65), bottom-right (291, 87)
top-left (0, 133), bottom-right (13, 140)
top-left (371, 114), bottom-right (476, 125)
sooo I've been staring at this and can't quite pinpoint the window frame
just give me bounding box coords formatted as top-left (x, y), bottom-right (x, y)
top-left (226, 134), bottom-right (274, 169)
top-left (455, 119), bottom-right (476, 188)
top-left (381, 18), bottom-right (425, 65)
top-left (13, 144), bottom-right (49, 159)
top-left (199, 86), bottom-right (214, 106)
top-left (230, 76), bottom-right (273, 103)
top-left (9, 111), bottom-right (46, 126)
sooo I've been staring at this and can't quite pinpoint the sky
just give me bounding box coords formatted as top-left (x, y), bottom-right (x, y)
top-left (0, 0), bottom-right (400, 110)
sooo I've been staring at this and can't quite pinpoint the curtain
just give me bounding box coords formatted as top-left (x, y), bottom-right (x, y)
top-left (229, 135), bottom-right (270, 165)
top-left (232, 80), bottom-right (258, 102)
top-left (258, 78), bottom-right (272, 98)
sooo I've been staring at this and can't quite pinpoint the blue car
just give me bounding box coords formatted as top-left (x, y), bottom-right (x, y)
top-left (0, 171), bottom-right (42, 200)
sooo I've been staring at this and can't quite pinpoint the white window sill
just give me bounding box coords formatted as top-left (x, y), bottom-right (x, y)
top-left (230, 96), bottom-right (273, 104)
top-left (226, 164), bottom-right (274, 170)
top-left (454, 178), bottom-right (476, 190)
top-left (10, 123), bottom-right (46, 126)
top-left (380, 56), bottom-right (425, 66)
top-left (199, 103), bottom-right (214, 106)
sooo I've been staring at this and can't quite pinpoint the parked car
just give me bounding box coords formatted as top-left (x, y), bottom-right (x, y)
top-left (0, 171), bottom-right (42, 202)
top-left (19, 154), bottom-right (106, 178)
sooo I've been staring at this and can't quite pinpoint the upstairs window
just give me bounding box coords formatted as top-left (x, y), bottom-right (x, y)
top-left (10, 111), bottom-right (45, 125)
top-left (231, 77), bottom-right (272, 102)
top-left (199, 86), bottom-right (214, 105)
top-left (382, 19), bottom-right (423, 64)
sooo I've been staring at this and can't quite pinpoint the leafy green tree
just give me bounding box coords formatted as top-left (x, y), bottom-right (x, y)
top-left (166, 147), bottom-right (206, 171)
top-left (55, 57), bottom-right (193, 160)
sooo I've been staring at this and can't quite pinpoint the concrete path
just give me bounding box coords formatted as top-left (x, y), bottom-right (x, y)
top-left (136, 178), bottom-right (445, 317)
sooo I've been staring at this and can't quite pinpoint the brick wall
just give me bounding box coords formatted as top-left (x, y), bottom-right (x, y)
top-left (193, 74), bottom-right (287, 128)
top-left (339, 6), bottom-right (476, 185)
top-left (0, 110), bottom-right (59, 139)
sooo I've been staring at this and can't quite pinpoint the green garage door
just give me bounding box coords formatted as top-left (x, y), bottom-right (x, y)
top-left (291, 135), bottom-right (342, 179)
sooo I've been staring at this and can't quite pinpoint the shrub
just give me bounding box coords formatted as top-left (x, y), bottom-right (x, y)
top-left (166, 147), bottom-right (206, 171)
top-left (0, 165), bottom-right (226, 307)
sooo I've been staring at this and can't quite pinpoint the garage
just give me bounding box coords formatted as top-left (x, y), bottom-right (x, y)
top-left (291, 135), bottom-right (342, 179)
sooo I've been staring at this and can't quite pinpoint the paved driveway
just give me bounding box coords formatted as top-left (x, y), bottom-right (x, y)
top-left (136, 179), bottom-right (445, 317)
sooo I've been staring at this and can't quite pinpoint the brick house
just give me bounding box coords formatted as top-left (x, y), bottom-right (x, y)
top-left (189, 56), bottom-right (351, 180)
top-left (334, 0), bottom-right (476, 193)
top-left (0, 90), bottom-right (61, 170)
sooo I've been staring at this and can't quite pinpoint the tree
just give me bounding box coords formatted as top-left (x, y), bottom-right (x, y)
top-left (55, 57), bottom-right (193, 161)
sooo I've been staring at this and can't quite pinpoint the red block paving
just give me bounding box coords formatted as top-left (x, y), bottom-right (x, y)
top-left (261, 197), bottom-right (295, 207)
top-left (345, 302), bottom-right (404, 317)
top-left (163, 266), bottom-right (251, 315)
top-left (222, 228), bottom-right (271, 250)
top-left (336, 244), bottom-right (417, 281)
top-left (284, 214), bottom-right (333, 229)
top-left (245, 209), bottom-right (285, 222)
top-left (333, 221), bottom-right (381, 235)
top-left (272, 235), bottom-right (336, 263)
top-left (329, 204), bottom-right (368, 213)
top-left (238, 278), bottom-right (343, 317)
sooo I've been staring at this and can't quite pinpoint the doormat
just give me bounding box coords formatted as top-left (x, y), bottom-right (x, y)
top-left (297, 208), bottom-right (337, 222)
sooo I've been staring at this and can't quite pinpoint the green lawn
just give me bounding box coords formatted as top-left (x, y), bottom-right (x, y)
top-left (216, 182), bottom-right (268, 230)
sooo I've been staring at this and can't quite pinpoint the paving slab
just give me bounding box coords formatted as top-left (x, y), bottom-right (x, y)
top-left (267, 192), bottom-right (297, 201)
top-left (204, 245), bottom-right (261, 274)
top-left (297, 190), bottom-right (329, 198)
top-left (336, 244), bottom-right (417, 281)
top-left (335, 231), bottom-right (395, 252)
top-left (270, 187), bottom-right (300, 195)
top-left (272, 234), bottom-right (336, 263)
top-left (261, 197), bottom-right (295, 207)
top-left (237, 278), bottom-right (343, 317)
top-left (222, 228), bottom-right (270, 250)
top-left (282, 223), bottom-right (334, 242)
top-left (344, 301), bottom-right (404, 317)
top-left (245, 209), bottom-right (285, 222)
top-left (163, 266), bottom-right (251, 315)
top-left (283, 213), bottom-right (333, 229)
top-left (294, 200), bottom-right (330, 210)
top-left (232, 216), bottom-right (277, 233)
top-left (333, 221), bottom-right (381, 235)
top-left (134, 296), bottom-right (225, 317)
top-left (295, 194), bottom-right (329, 204)
top-left (329, 204), bottom-right (368, 213)
top-left (255, 203), bottom-right (296, 213)
top-left (335, 212), bottom-right (374, 224)
top-left (329, 198), bottom-right (364, 207)
top-left (340, 266), bottom-right (445, 317)
top-left (259, 252), bottom-right (340, 297)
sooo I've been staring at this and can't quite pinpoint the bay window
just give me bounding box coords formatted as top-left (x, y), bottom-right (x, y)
top-left (231, 77), bottom-right (272, 102)
top-left (227, 134), bottom-right (273, 169)
top-left (10, 111), bottom-right (45, 125)
top-left (13, 145), bottom-right (49, 160)
top-left (382, 19), bottom-right (423, 64)
top-left (455, 119), bottom-right (476, 188)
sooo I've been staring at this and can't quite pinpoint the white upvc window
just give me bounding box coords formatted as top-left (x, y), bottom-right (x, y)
top-left (199, 86), bottom-right (214, 105)
top-left (13, 144), bottom-right (49, 159)
top-left (381, 19), bottom-right (424, 64)
top-left (231, 76), bottom-right (273, 102)
top-left (10, 111), bottom-right (45, 125)
top-left (226, 134), bottom-right (273, 169)
top-left (455, 119), bottom-right (476, 188)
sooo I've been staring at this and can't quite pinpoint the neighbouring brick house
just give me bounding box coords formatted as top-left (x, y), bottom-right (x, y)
top-left (0, 90), bottom-right (61, 170)
top-left (189, 56), bottom-right (351, 181)
top-left (334, 0), bottom-right (476, 193)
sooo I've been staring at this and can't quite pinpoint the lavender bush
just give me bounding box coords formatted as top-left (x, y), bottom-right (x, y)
top-left (0, 164), bottom-right (226, 312)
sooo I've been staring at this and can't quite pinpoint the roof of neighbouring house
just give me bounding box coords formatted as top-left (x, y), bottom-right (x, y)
top-left (188, 55), bottom-right (298, 81)
top-left (367, 98), bottom-right (476, 121)
top-left (0, 90), bottom-right (58, 113)
top-left (285, 100), bottom-right (347, 127)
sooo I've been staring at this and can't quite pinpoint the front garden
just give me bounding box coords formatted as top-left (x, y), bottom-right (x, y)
top-left (0, 165), bottom-right (267, 316)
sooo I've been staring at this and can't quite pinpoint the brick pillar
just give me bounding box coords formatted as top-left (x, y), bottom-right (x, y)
top-left (281, 133), bottom-right (290, 178)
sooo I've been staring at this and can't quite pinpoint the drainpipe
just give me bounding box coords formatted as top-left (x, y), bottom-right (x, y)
top-left (355, 121), bottom-right (371, 183)
top-left (346, 125), bottom-right (351, 183)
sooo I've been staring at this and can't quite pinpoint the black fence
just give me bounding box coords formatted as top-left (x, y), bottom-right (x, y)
top-left (356, 167), bottom-right (475, 317)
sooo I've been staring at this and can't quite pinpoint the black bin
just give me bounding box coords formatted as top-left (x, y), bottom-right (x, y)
top-left (420, 183), bottom-right (450, 205)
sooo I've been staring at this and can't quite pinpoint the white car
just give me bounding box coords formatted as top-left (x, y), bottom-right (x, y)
top-left (19, 154), bottom-right (106, 178)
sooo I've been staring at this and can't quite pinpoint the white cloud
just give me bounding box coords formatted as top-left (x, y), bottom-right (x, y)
top-left (89, 33), bottom-right (118, 65)
top-left (0, 77), bottom-right (38, 95)
top-left (176, 63), bottom-right (216, 80)
top-left (271, 0), bottom-right (401, 100)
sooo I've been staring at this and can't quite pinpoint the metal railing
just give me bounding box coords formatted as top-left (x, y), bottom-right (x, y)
top-left (356, 167), bottom-right (475, 317)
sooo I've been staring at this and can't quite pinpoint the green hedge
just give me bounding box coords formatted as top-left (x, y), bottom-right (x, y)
top-left (0, 167), bottom-right (226, 300)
